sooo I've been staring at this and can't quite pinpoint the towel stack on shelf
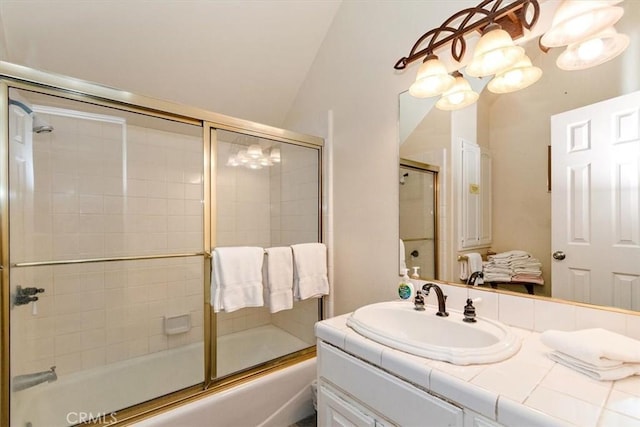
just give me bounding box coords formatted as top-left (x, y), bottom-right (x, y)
top-left (210, 243), bottom-right (329, 313)
top-left (483, 250), bottom-right (543, 284)
top-left (541, 328), bottom-right (640, 380)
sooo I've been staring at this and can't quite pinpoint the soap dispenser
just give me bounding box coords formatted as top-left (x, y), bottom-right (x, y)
top-left (398, 268), bottom-right (415, 300)
top-left (411, 266), bottom-right (420, 279)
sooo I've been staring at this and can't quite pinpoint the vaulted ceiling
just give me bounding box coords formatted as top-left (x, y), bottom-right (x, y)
top-left (0, 0), bottom-right (342, 127)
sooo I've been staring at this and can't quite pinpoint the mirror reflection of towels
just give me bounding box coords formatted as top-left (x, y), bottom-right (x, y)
top-left (399, 239), bottom-right (407, 275)
top-left (467, 253), bottom-right (484, 285)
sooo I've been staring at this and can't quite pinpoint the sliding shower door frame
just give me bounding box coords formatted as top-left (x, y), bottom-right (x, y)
top-left (0, 62), bottom-right (324, 426)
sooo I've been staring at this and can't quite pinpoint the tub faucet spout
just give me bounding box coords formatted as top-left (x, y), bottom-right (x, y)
top-left (13, 366), bottom-right (57, 392)
top-left (421, 283), bottom-right (448, 317)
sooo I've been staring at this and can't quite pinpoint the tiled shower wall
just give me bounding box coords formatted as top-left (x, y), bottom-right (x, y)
top-left (215, 139), bottom-right (320, 344)
top-left (11, 106), bottom-right (204, 376)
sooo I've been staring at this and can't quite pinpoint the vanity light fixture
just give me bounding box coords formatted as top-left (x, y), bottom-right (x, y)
top-left (409, 54), bottom-right (455, 98)
top-left (396, 0), bottom-right (630, 103)
top-left (465, 23), bottom-right (525, 78)
top-left (394, 0), bottom-right (541, 106)
top-left (540, 0), bottom-right (628, 71)
top-left (487, 54), bottom-right (542, 93)
top-left (555, 26), bottom-right (629, 70)
top-left (436, 71), bottom-right (479, 111)
top-left (540, 0), bottom-right (624, 48)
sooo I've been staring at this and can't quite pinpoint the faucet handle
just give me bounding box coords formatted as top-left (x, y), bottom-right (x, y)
top-left (463, 298), bottom-right (477, 323)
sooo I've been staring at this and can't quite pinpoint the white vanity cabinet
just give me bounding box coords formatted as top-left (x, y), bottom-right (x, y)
top-left (318, 342), bottom-right (464, 427)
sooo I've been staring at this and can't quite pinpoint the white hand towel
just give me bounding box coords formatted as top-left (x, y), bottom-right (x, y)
top-left (291, 243), bottom-right (329, 300)
top-left (264, 246), bottom-right (294, 313)
top-left (399, 239), bottom-right (407, 275)
top-left (210, 246), bottom-right (264, 313)
top-left (467, 253), bottom-right (484, 285)
top-left (541, 328), bottom-right (640, 368)
top-left (459, 258), bottom-right (469, 281)
top-left (548, 351), bottom-right (640, 381)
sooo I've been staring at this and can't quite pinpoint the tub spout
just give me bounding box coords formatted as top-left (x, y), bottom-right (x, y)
top-left (13, 366), bottom-right (57, 392)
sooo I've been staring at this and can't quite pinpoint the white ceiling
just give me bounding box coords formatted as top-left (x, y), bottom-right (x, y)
top-left (0, 0), bottom-right (342, 127)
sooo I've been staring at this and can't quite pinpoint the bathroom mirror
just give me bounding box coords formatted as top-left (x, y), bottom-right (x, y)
top-left (399, 1), bottom-right (640, 312)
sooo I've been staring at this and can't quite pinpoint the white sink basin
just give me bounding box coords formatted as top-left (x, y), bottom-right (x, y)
top-left (346, 300), bottom-right (521, 365)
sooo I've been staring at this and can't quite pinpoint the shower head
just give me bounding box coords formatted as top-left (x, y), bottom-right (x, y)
top-left (400, 172), bottom-right (409, 185)
top-left (9, 99), bottom-right (54, 133)
top-left (32, 115), bottom-right (54, 134)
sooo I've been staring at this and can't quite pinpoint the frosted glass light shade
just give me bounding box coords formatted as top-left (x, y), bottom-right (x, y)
top-left (436, 73), bottom-right (479, 111)
top-left (465, 24), bottom-right (524, 77)
top-left (540, 0), bottom-right (623, 47)
top-left (409, 55), bottom-right (455, 98)
top-left (556, 26), bottom-right (629, 70)
top-left (270, 147), bottom-right (281, 163)
top-left (488, 55), bottom-right (542, 94)
top-left (247, 144), bottom-right (263, 159)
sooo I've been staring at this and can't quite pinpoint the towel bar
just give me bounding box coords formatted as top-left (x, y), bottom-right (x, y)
top-left (457, 255), bottom-right (468, 262)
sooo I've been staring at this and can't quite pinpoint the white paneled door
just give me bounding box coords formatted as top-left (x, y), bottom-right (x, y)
top-left (551, 91), bottom-right (640, 310)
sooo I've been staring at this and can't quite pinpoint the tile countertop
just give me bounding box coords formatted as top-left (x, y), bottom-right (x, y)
top-left (315, 311), bottom-right (640, 427)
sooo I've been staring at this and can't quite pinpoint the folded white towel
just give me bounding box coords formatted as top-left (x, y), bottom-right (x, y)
top-left (264, 246), bottom-right (294, 313)
top-left (211, 246), bottom-right (264, 313)
top-left (548, 351), bottom-right (640, 381)
top-left (541, 328), bottom-right (640, 368)
top-left (467, 253), bottom-right (484, 285)
top-left (291, 243), bottom-right (329, 300)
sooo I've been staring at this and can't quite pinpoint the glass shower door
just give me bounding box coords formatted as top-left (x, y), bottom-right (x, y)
top-left (8, 88), bottom-right (206, 426)
top-left (211, 128), bottom-right (321, 379)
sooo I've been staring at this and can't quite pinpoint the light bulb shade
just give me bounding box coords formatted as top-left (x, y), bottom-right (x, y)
top-left (270, 147), bottom-right (281, 163)
top-left (409, 55), bottom-right (455, 98)
top-left (436, 74), bottom-right (479, 111)
top-left (247, 144), bottom-right (263, 159)
top-left (540, 1), bottom-right (623, 47)
top-left (487, 55), bottom-right (542, 94)
top-left (556, 26), bottom-right (629, 70)
top-left (465, 25), bottom-right (525, 77)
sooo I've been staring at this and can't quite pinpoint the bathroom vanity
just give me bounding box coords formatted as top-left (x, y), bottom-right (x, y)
top-left (315, 301), bottom-right (640, 426)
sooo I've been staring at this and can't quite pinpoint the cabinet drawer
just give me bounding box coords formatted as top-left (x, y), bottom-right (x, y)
top-left (319, 342), bottom-right (463, 427)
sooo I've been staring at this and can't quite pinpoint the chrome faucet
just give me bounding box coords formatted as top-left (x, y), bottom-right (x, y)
top-left (421, 283), bottom-right (448, 317)
top-left (13, 366), bottom-right (57, 392)
top-left (467, 271), bottom-right (483, 286)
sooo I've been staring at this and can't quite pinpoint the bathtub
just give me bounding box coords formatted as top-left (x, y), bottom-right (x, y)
top-left (136, 325), bottom-right (316, 427)
top-left (11, 342), bottom-right (204, 427)
top-left (11, 325), bottom-right (316, 427)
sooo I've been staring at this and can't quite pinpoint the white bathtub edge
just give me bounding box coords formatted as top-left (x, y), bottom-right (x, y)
top-left (133, 357), bottom-right (317, 427)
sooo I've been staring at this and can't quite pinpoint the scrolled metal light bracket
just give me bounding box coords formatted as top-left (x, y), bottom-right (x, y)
top-left (394, 0), bottom-right (540, 70)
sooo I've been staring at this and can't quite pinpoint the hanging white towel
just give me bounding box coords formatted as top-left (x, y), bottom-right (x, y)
top-left (399, 239), bottom-right (407, 275)
top-left (467, 253), bottom-right (484, 285)
top-left (541, 328), bottom-right (640, 380)
top-left (459, 257), bottom-right (469, 281)
top-left (291, 243), bottom-right (330, 300)
top-left (211, 246), bottom-right (264, 313)
top-left (264, 246), bottom-right (294, 313)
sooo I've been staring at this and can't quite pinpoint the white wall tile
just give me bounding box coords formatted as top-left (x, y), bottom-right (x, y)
top-left (534, 300), bottom-right (577, 332)
top-left (499, 294), bottom-right (535, 330)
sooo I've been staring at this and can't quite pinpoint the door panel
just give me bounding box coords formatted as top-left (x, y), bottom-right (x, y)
top-left (552, 91), bottom-right (640, 309)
